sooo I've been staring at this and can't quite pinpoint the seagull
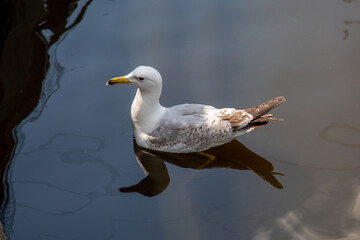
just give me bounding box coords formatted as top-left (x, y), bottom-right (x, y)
top-left (106, 66), bottom-right (285, 153)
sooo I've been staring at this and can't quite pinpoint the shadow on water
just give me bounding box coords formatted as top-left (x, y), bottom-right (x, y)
top-left (0, 0), bottom-right (93, 237)
top-left (120, 139), bottom-right (284, 197)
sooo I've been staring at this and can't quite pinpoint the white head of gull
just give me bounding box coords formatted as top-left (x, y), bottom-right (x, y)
top-left (107, 66), bottom-right (285, 153)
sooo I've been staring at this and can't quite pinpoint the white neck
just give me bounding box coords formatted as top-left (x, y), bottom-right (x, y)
top-left (131, 88), bottom-right (165, 134)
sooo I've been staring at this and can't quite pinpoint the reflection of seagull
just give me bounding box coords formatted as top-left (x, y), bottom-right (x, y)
top-left (107, 66), bottom-right (285, 153)
top-left (119, 139), bottom-right (284, 197)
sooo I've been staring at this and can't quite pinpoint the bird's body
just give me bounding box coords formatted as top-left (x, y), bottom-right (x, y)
top-left (107, 66), bottom-right (285, 153)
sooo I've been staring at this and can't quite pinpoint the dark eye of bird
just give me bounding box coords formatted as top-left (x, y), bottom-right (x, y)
top-left (138, 77), bottom-right (144, 81)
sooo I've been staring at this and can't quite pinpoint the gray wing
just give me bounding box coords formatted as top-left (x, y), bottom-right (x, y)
top-left (147, 104), bottom-right (252, 150)
top-left (148, 104), bottom-right (213, 145)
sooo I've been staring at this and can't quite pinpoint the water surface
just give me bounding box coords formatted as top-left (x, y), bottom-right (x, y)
top-left (1, 0), bottom-right (360, 239)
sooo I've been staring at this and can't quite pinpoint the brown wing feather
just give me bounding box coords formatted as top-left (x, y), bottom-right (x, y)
top-left (219, 110), bottom-right (252, 130)
top-left (245, 96), bottom-right (286, 119)
top-left (251, 115), bottom-right (284, 123)
top-left (218, 96), bottom-right (285, 132)
top-left (241, 96), bottom-right (286, 133)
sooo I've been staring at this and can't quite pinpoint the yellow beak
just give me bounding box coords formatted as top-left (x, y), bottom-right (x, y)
top-left (106, 76), bottom-right (131, 86)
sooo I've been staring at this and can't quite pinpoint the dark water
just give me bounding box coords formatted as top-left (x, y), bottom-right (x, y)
top-left (1, 0), bottom-right (360, 239)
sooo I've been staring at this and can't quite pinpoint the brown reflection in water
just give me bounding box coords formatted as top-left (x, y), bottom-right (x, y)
top-left (0, 222), bottom-right (4, 240)
top-left (343, 20), bottom-right (360, 40)
top-left (120, 139), bottom-right (284, 197)
top-left (344, 20), bottom-right (360, 25)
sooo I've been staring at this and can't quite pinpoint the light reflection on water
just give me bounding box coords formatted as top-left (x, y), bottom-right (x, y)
top-left (1, 0), bottom-right (360, 239)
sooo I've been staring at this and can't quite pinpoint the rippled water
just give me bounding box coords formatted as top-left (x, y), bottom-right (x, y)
top-left (1, 1), bottom-right (360, 239)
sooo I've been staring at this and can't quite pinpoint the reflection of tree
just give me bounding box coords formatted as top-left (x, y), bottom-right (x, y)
top-left (0, 0), bottom-right (93, 237)
top-left (120, 139), bottom-right (284, 197)
top-left (38, 0), bottom-right (93, 45)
